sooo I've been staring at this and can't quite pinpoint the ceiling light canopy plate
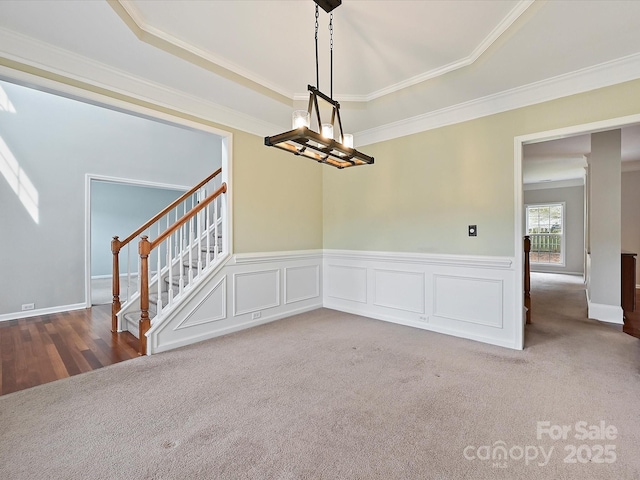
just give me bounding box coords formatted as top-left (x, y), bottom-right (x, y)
top-left (314, 0), bottom-right (342, 13)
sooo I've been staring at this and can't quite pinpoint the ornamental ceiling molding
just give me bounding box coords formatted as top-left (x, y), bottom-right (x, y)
top-left (111, 0), bottom-right (534, 103)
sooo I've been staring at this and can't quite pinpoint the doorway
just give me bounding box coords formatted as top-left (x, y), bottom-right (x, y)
top-left (87, 177), bottom-right (188, 305)
top-left (514, 113), bottom-right (640, 346)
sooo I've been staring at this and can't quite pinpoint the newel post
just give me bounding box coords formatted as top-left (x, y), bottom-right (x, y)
top-left (524, 236), bottom-right (531, 325)
top-left (139, 236), bottom-right (152, 356)
top-left (111, 236), bottom-right (121, 333)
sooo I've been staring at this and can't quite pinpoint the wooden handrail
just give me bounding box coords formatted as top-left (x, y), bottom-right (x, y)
top-left (151, 183), bottom-right (227, 249)
top-left (111, 168), bottom-right (222, 332)
top-left (138, 182), bottom-right (227, 354)
top-left (120, 167), bottom-right (222, 248)
top-left (524, 235), bottom-right (531, 325)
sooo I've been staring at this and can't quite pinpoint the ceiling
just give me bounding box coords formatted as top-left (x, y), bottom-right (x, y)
top-left (1, 1), bottom-right (640, 145)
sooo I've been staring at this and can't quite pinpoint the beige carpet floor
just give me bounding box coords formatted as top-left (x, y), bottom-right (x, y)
top-left (1, 273), bottom-right (639, 479)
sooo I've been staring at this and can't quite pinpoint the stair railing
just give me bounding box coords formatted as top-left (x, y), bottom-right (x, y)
top-left (111, 168), bottom-right (222, 332)
top-left (524, 235), bottom-right (531, 324)
top-left (138, 182), bottom-right (227, 355)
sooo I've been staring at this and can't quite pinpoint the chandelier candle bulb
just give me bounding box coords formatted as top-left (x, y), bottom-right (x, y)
top-left (292, 110), bottom-right (310, 129)
top-left (322, 123), bottom-right (334, 139)
top-left (342, 133), bottom-right (353, 148)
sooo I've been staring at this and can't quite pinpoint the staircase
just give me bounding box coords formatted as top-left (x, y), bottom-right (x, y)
top-left (111, 168), bottom-right (228, 355)
top-left (121, 231), bottom-right (223, 333)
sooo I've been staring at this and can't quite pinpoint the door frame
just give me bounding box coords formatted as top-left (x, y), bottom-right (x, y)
top-left (0, 65), bottom-right (234, 311)
top-left (513, 112), bottom-right (640, 348)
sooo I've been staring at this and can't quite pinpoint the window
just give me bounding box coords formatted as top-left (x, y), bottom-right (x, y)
top-left (526, 203), bottom-right (565, 265)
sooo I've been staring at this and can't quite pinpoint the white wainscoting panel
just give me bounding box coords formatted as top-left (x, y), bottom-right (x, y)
top-left (373, 269), bottom-right (425, 314)
top-left (145, 248), bottom-right (519, 354)
top-left (234, 269), bottom-right (280, 316)
top-left (326, 265), bottom-right (367, 303)
top-left (175, 276), bottom-right (226, 329)
top-left (323, 250), bottom-right (519, 350)
top-left (432, 275), bottom-right (503, 328)
top-left (148, 250), bottom-right (323, 354)
top-left (285, 265), bottom-right (320, 304)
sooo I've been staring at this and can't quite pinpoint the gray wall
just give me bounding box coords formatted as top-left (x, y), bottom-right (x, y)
top-left (0, 79), bottom-right (221, 316)
top-left (622, 169), bottom-right (640, 284)
top-left (524, 184), bottom-right (585, 275)
top-left (90, 182), bottom-right (185, 277)
top-left (588, 130), bottom-right (621, 307)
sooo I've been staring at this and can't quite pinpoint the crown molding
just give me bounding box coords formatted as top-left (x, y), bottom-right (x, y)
top-left (115, 0), bottom-right (533, 104)
top-left (112, 0), bottom-right (294, 103)
top-left (2, 21), bottom-right (640, 148)
top-left (523, 178), bottom-right (585, 191)
top-left (355, 51), bottom-right (640, 147)
top-left (0, 27), bottom-right (282, 137)
top-left (321, 0), bottom-right (535, 103)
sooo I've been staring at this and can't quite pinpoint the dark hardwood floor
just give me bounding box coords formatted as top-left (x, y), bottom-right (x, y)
top-left (623, 288), bottom-right (640, 339)
top-left (0, 305), bottom-right (139, 396)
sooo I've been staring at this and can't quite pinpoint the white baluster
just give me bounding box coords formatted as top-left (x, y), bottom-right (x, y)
top-left (167, 235), bottom-right (174, 306)
top-left (214, 196), bottom-right (219, 260)
top-left (126, 243), bottom-right (132, 302)
top-left (188, 217), bottom-right (194, 285)
top-left (197, 204), bottom-right (202, 276)
top-left (178, 225), bottom-right (184, 296)
top-left (205, 203), bottom-right (211, 268)
top-left (156, 234), bottom-right (162, 316)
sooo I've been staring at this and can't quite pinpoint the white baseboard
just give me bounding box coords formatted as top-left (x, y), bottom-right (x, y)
top-left (2, 249), bottom-right (525, 353)
top-left (586, 293), bottom-right (624, 325)
top-left (147, 250), bottom-right (324, 354)
top-left (531, 269), bottom-right (584, 276)
top-left (91, 273), bottom-right (148, 280)
top-left (152, 303), bottom-right (321, 354)
top-left (0, 303), bottom-right (87, 322)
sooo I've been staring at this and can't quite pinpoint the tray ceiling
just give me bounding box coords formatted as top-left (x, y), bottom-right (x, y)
top-left (1, 1), bottom-right (640, 141)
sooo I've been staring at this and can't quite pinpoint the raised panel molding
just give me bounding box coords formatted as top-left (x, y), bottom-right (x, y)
top-left (285, 265), bottom-right (320, 304)
top-left (326, 265), bottom-right (367, 303)
top-left (323, 250), bottom-right (518, 349)
top-left (373, 269), bottom-right (425, 314)
top-left (233, 269), bottom-right (280, 316)
top-left (433, 274), bottom-right (503, 328)
top-left (174, 276), bottom-right (226, 330)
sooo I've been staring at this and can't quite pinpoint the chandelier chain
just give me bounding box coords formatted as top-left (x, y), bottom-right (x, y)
top-left (315, 5), bottom-right (319, 91)
top-left (329, 12), bottom-right (333, 99)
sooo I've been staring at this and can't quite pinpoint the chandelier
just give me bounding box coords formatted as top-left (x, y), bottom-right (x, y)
top-left (264, 0), bottom-right (374, 169)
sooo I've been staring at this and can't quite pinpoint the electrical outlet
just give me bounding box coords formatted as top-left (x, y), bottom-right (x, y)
top-left (22, 303), bottom-right (35, 311)
top-left (251, 311), bottom-right (261, 320)
top-left (468, 225), bottom-right (477, 237)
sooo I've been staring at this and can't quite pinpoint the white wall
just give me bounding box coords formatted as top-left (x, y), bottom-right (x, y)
top-left (0, 79), bottom-right (221, 318)
top-left (587, 130), bottom-right (622, 323)
top-left (621, 169), bottom-right (640, 284)
top-left (524, 184), bottom-right (585, 275)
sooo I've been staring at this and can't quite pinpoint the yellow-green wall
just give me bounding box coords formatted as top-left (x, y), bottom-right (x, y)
top-left (323, 79), bottom-right (640, 256)
top-left (5, 58), bottom-right (640, 258)
top-left (233, 131), bottom-right (323, 253)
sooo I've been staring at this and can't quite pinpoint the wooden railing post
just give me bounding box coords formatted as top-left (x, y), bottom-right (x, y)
top-left (524, 235), bottom-right (531, 325)
top-left (111, 236), bottom-right (121, 333)
top-left (138, 236), bottom-right (151, 356)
